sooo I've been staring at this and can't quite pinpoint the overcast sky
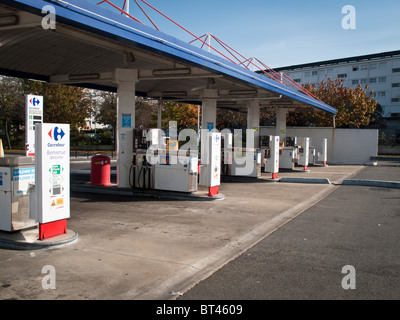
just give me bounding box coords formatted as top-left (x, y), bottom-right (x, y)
top-left (91, 0), bottom-right (400, 68)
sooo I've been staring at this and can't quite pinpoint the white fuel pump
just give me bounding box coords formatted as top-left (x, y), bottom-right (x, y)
top-left (260, 135), bottom-right (280, 179)
top-left (309, 145), bottom-right (317, 165)
top-left (230, 147), bottom-right (262, 178)
top-left (199, 131), bottom-right (221, 196)
top-left (130, 128), bottom-right (198, 193)
top-left (297, 137), bottom-right (310, 170)
top-left (319, 138), bottom-right (328, 166)
top-left (221, 131), bottom-right (233, 177)
top-left (279, 137), bottom-right (297, 170)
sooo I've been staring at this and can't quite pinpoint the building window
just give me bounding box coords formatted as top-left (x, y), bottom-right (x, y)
top-left (377, 91), bottom-right (386, 97)
top-left (391, 113), bottom-right (400, 117)
top-left (369, 64), bottom-right (377, 70)
top-left (352, 66), bottom-right (359, 72)
top-left (304, 71), bottom-right (310, 77)
top-left (312, 71), bottom-right (318, 76)
top-left (352, 80), bottom-right (359, 85)
top-left (361, 79), bottom-right (368, 85)
top-left (338, 73), bottom-right (347, 78)
top-left (393, 68), bottom-right (400, 73)
top-left (361, 65), bottom-right (369, 71)
top-left (369, 78), bottom-right (377, 83)
top-left (379, 77), bottom-right (386, 83)
top-left (392, 83), bottom-right (400, 88)
top-left (293, 79), bottom-right (301, 83)
top-left (392, 98), bottom-right (400, 103)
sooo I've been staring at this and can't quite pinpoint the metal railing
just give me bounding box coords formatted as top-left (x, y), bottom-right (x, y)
top-left (72, 145), bottom-right (115, 159)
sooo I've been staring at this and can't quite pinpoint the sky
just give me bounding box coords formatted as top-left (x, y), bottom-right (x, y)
top-left (90, 0), bottom-right (400, 68)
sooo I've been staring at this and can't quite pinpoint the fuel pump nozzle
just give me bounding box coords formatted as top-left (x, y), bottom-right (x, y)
top-left (129, 154), bottom-right (137, 189)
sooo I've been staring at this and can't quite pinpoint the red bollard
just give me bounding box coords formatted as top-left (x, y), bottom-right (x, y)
top-left (91, 155), bottom-right (111, 186)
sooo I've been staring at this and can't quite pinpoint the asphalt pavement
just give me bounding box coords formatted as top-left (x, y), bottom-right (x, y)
top-left (180, 163), bottom-right (400, 300)
top-left (0, 160), bottom-right (398, 301)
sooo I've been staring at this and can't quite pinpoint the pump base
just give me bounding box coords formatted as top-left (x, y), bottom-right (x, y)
top-left (39, 219), bottom-right (67, 240)
top-left (208, 186), bottom-right (219, 197)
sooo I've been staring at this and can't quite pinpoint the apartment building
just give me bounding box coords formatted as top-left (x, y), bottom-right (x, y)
top-left (273, 50), bottom-right (400, 138)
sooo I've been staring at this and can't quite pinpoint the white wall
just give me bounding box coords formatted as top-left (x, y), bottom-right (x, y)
top-left (259, 127), bottom-right (378, 164)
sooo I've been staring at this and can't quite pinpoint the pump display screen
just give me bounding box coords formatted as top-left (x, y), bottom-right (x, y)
top-left (133, 129), bottom-right (148, 151)
top-left (52, 186), bottom-right (61, 195)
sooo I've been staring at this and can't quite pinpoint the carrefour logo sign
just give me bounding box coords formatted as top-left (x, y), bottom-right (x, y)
top-left (48, 126), bottom-right (66, 147)
top-left (48, 127), bottom-right (65, 141)
top-left (30, 96), bottom-right (41, 107)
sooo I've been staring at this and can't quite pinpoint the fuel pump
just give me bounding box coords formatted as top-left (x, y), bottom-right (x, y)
top-left (279, 137), bottom-right (297, 170)
top-left (279, 136), bottom-right (310, 171)
top-left (221, 132), bottom-right (233, 177)
top-left (130, 128), bottom-right (160, 189)
top-left (309, 144), bottom-right (317, 165)
top-left (228, 131), bottom-right (262, 178)
top-left (130, 128), bottom-right (199, 193)
top-left (286, 137), bottom-right (297, 148)
top-left (321, 138), bottom-right (328, 166)
top-left (199, 131), bottom-right (221, 196)
top-left (260, 135), bottom-right (280, 179)
top-left (260, 135), bottom-right (272, 169)
top-left (296, 137), bottom-right (310, 170)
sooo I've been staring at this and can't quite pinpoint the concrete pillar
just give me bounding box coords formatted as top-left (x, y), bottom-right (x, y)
top-left (201, 89), bottom-right (218, 132)
top-left (200, 100), bottom-right (216, 167)
top-left (276, 108), bottom-right (288, 145)
top-left (114, 68), bottom-right (138, 188)
top-left (201, 100), bottom-right (217, 132)
top-left (247, 100), bottom-right (260, 148)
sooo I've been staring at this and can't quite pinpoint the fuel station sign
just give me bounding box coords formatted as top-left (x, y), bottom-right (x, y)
top-left (25, 95), bottom-right (43, 157)
top-left (34, 123), bottom-right (70, 228)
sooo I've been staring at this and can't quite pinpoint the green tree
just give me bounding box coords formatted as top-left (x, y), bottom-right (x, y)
top-left (95, 94), bottom-right (158, 130)
top-left (22, 80), bottom-right (92, 132)
top-left (216, 108), bottom-right (247, 130)
top-left (158, 101), bottom-right (199, 130)
top-left (95, 91), bottom-right (117, 131)
top-left (136, 97), bottom-right (158, 128)
top-left (287, 78), bottom-right (378, 128)
top-left (0, 77), bottom-right (25, 149)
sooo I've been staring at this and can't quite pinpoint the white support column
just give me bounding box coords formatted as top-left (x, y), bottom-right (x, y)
top-left (247, 100), bottom-right (260, 148)
top-left (200, 99), bottom-right (216, 166)
top-left (201, 89), bottom-right (218, 132)
top-left (114, 69), bottom-right (138, 188)
top-left (200, 89), bottom-right (218, 170)
top-left (201, 99), bottom-right (217, 132)
top-left (276, 108), bottom-right (288, 146)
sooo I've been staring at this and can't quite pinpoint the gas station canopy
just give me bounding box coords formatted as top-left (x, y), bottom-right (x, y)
top-left (0, 0), bottom-right (336, 114)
